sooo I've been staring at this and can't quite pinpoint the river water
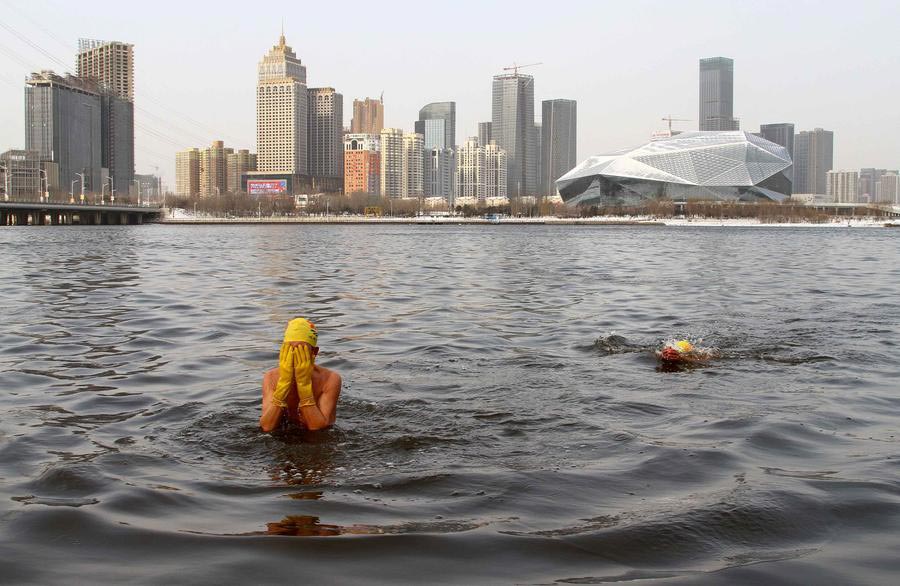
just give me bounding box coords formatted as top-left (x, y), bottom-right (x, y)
top-left (0, 224), bottom-right (898, 584)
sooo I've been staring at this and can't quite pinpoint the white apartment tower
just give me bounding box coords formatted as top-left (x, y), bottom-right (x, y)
top-left (456, 137), bottom-right (507, 200)
top-left (380, 128), bottom-right (404, 198)
top-left (403, 132), bottom-right (424, 198)
top-left (826, 170), bottom-right (859, 203)
top-left (256, 33), bottom-right (308, 174)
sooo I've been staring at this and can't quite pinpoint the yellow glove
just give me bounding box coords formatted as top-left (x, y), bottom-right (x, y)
top-left (272, 343), bottom-right (294, 408)
top-left (292, 345), bottom-right (316, 408)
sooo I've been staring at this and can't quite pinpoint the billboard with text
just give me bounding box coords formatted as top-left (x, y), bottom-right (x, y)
top-left (247, 179), bottom-right (288, 196)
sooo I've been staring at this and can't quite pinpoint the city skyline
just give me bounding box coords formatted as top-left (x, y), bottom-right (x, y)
top-left (0, 1), bottom-right (897, 189)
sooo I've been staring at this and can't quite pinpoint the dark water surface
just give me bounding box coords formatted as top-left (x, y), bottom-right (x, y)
top-left (1, 225), bottom-right (898, 585)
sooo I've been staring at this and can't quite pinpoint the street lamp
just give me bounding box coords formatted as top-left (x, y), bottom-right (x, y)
top-left (70, 178), bottom-right (80, 203)
top-left (109, 176), bottom-right (115, 204)
top-left (132, 179), bottom-right (141, 206)
top-left (38, 168), bottom-right (48, 203)
top-left (0, 162), bottom-right (8, 201)
top-left (75, 172), bottom-right (86, 204)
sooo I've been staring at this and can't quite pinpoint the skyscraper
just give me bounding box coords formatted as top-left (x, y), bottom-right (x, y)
top-left (77, 39), bottom-right (135, 195)
top-left (402, 132), bottom-right (424, 198)
top-left (199, 140), bottom-right (232, 197)
top-left (257, 33), bottom-right (308, 174)
top-left (455, 137), bottom-right (506, 201)
top-left (176, 148), bottom-right (200, 197)
top-left (492, 72), bottom-right (536, 197)
top-left (307, 87), bottom-right (344, 178)
top-left (415, 102), bottom-right (456, 149)
top-left (759, 123), bottom-right (794, 159)
top-left (25, 72), bottom-right (102, 195)
top-left (794, 128), bottom-right (833, 194)
top-left (875, 173), bottom-right (899, 204)
top-left (484, 142), bottom-right (507, 199)
top-left (699, 57), bottom-right (739, 131)
top-left (424, 147), bottom-right (455, 201)
top-left (859, 168), bottom-right (896, 200)
top-left (540, 99), bottom-right (577, 197)
top-left (478, 122), bottom-right (492, 147)
top-left (351, 97), bottom-right (384, 134)
top-left (344, 134), bottom-right (380, 195)
top-left (826, 170), bottom-right (859, 203)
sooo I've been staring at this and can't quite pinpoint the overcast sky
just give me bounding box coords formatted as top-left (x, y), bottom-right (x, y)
top-left (0, 0), bottom-right (897, 188)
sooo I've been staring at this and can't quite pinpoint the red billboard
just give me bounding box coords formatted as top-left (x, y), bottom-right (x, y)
top-left (247, 179), bottom-right (288, 195)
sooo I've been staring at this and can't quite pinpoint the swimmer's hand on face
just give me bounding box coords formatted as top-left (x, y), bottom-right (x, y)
top-left (272, 344), bottom-right (295, 407)
top-left (291, 344), bottom-right (316, 408)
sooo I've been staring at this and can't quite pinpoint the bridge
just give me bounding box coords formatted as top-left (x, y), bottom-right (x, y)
top-left (1, 200), bottom-right (162, 226)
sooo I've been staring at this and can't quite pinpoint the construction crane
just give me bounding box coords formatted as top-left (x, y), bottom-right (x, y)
top-left (503, 62), bottom-right (542, 75)
top-left (661, 116), bottom-right (691, 134)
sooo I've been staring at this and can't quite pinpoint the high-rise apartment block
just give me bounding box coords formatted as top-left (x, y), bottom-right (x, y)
top-left (380, 128), bottom-right (404, 198)
top-left (699, 57), bottom-right (739, 131)
top-left (456, 137), bottom-right (506, 200)
top-left (257, 34), bottom-right (308, 174)
top-left (492, 73), bottom-right (536, 197)
top-left (859, 168), bottom-right (896, 201)
top-left (226, 149), bottom-right (257, 193)
top-left (344, 134), bottom-right (380, 195)
top-left (826, 170), bottom-right (858, 203)
top-left (76, 39), bottom-right (135, 195)
top-left (875, 173), bottom-right (899, 204)
top-left (25, 72), bottom-right (103, 194)
top-left (351, 97), bottom-right (384, 134)
top-left (541, 99), bottom-right (577, 197)
top-left (176, 148), bottom-right (200, 197)
top-left (759, 123), bottom-right (795, 159)
top-left (308, 87), bottom-right (343, 178)
top-left (794, 128), bottom-right (833, 194)
top-left (199, 141), bottom-right (232, 197)
top-left (402, 132), bottom-right (424, 198)
top-left (76, 39), bottom-right (134, 100)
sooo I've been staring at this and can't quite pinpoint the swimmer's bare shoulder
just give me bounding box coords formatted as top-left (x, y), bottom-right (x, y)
top-left (260, 365), bottom-right (342, 431)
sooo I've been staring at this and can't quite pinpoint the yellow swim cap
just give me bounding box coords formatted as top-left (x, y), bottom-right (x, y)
top-left (675, 340), bottom-right (693, 353)
top-left (283, 318), bottom-right (318, 347)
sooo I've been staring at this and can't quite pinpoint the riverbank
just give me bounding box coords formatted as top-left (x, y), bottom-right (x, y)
top-left (155, 214), bottom-right (897, 227)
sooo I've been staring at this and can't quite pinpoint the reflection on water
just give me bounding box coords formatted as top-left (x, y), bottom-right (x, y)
top-left (0, 225), bottom-right (898, 584)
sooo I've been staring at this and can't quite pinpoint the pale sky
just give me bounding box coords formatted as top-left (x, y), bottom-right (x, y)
top-left (0, 0), bottom-right (897, 189)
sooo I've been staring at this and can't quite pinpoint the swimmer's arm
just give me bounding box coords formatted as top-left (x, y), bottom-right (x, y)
top-left (299, 373), bottom-right (341, 431)
top-left (259, 370), bottom-right (283, 433)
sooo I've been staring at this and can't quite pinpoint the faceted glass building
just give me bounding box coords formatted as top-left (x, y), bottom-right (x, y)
top-left (556, 131), bottom-right (792, 206)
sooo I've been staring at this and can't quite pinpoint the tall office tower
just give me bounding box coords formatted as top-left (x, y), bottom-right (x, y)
top-left (858, 168), bottom-right (895, 200)
top-left (77, 39), bottom-right (135, 195)
top-left (380, 128), bottom-right (404, 198)
top-left (794, 128), bottom-right (834, 194)
top-left (826, 170), bottom-right (859, 203)
top-left (77, 39), bottom-right (134, 100)
top-left (257, 33), bottom-right (308, 174)
top-left (351, 97), bottom-right (384, 134)
top-left (424, 147), bottom-right (455, 201)
top-left (541, 99), bottom-right (577, 197)
top-left (25, 71), bottom-right (102, 194)
top-left (759, 123), bottom-right (795, 158)
top-left (344, 134), bottom-right (380, 195)
top-left (530, 123), bottom-right (542, 195)
top-left (483, 142), bottom-right (507, 199)
top-left (478, 122), bottom-right (492, 146)
top-left (699, 57), bottom-right (739, 131)
top-left (456, 137), bottom-right (484, 199)
top-left (176, 148), bottom-right (200, 197)
top-left (226, 149), bottom-right (257, 193)
top-left (402, 132), bottom-right (424, 198)
top-left (492, 72), bottom-right (536, 197)
top-left (199, 141), bottom-right (232, 197)
top-left (308, 87), bottom-right (344, 177)
top-left (415, 102), bottom-right (456, 149)
top-left (875, 173), bottom-right (899, 204)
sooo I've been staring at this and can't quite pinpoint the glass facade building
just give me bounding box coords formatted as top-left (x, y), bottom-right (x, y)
top-left (541, 99), bottom-right (577, 196)
top-left (556, 131), bottom-right (792, 206)
top-left (699, 57), bottom-right (739, 131)
top-left (415, 102), bottom-right (456, 149)
top-left (492, 73), bottom-right (536, 197)
top-left (793, 128), bottom-right (833, 195)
